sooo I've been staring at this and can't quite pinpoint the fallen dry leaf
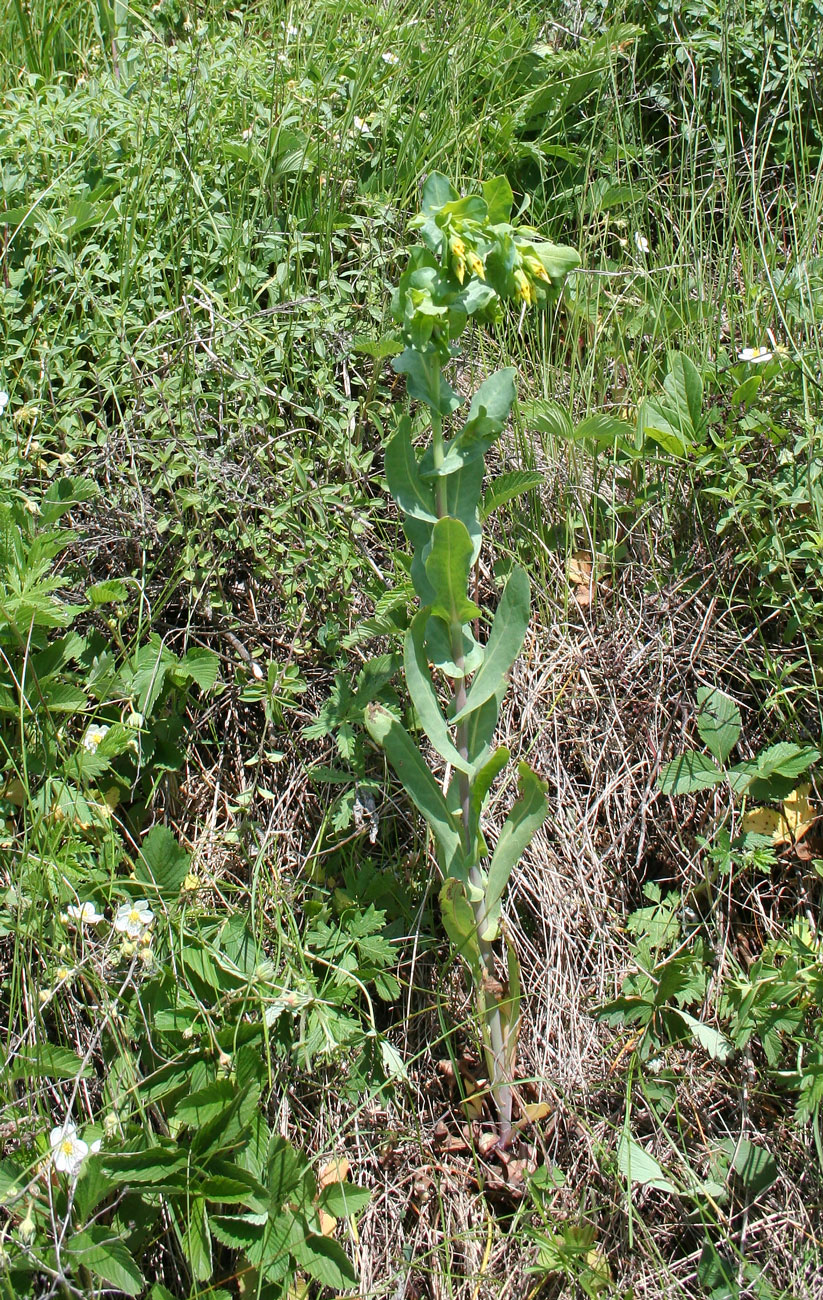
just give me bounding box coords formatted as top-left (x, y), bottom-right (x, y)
top-left (520, 1102), bottom-right (552, 1125)
top-left (318, 1209), bottom-right (337, 1237)
top-left (742, 783), bottom-right (818, 847)
top-left (318, 1157), bottom-right (350, 1189)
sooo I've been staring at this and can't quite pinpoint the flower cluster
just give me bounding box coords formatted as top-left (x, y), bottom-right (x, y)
top-left (401, 173), bottom-right (579, 339)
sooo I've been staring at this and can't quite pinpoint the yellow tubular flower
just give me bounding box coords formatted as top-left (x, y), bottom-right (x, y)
top-left (466, 250), bottom-right (485, 280)
top-left (513, 268), bottom-right (533, 304)
top-left (453, 255), bottom-right (466, 284)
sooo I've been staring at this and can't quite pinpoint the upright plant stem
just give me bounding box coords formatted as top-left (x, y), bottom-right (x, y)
top-left (433, 389), bottom-right (513, 1145)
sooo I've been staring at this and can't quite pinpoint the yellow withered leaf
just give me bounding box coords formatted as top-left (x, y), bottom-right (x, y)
top-left (741, 807), bottom-right (785, 840)
top-left (521, 1102), bottom-right (552, 1124)
top-left (780, 783), bottom-right (817, 844)
top-left (742, 784), bottom-right (818, 847)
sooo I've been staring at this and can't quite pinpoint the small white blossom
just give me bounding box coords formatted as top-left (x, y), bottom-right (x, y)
top-left (82, 724), bottom-right (109, 753)
top-left (382, 51), bottom-right (399, 65)
top-left (50, 1123), bottom-right (88, 1176)
top-left (67, 901), bottom-right (105, 926)
top-left (284, 23), bottom-right (299, 38)
top-left (634, 231), bottom-right (650, 254)
top-left (114, 899), bottom-right (154, 938)
top-left (738, 345), bottom-right (773, 364)
top-left (0, 391), bottom-right (9, 414)
top-left (352, 116), bottom-right (370, 136)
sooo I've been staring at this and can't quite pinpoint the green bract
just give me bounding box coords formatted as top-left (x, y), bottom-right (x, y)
top-left (366, 173), bottom-right (580, 1144)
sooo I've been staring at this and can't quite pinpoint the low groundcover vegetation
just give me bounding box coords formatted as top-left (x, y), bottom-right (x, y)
top-left (2, 1), bottom-right (823, 1297)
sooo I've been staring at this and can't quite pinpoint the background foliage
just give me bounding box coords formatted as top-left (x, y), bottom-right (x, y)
top-left (1, 0), bottom-right (823, 1296)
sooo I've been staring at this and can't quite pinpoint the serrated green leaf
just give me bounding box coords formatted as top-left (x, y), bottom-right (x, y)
top-left (676, 1010), bottom-right (734, 1061)
top-left (480, 469), bottom-right (543, 521)
top-left (178, 647), bottom-right (220, 691)
top-left (267, 1137), bottom-right (306, 1208)
top-left (291, 1233), bottom-right (358, 1289)
top-left (182, 1197), bottom-right (212, 1282)
top-left (173, 1079), bottom-right (242, 1128)
top-left (135, 824), bottom-right (190, 895)
top-left (658, 750), bottom-right (724, 795)
top-left (86, 579), bottom-right (128, 607)
top-left (617, 1134), bottom-right (678, 1193)
top-left (695, 687), bottom-right (741, 763)
top-left (522, 398), bottom-right (573, 440)
top-left (451, 566), bottom-right (529, 724)
top-left (11, 1043), bottom-right (92, 1081)
top-left (66, 1228), bottom-right (144, 1296)
top-left (318, 1182), bottom-right (371, 1216)
top-left (101, 1143), bottom-right (189, 1183)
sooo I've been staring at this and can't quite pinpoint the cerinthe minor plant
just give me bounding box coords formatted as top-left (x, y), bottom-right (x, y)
top-left (364, 173), bottom-right (579, 1146)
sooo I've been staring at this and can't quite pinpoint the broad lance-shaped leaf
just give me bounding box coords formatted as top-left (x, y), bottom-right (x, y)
top-left (443, 457), bottom-right (483, 562)
top-left (425, 517), bottom-right (480, 627)
top-left (405, 610), bottom-right (475, 775)
top-left (423, 369), bottom-right (517, 476)
top-left (405, 514), bottom-right (436, 605)
top-left (464, 683), bottom-right (506, 766)
top-left (483, 174), bottom-right (514, 224)
top-left (364, 702), bottom-right (465, 877)
top-left (451, 566), bottom-right (530, 724)
top-left (425, 615), bottom-right (484, 679)
top-left (403, 461), bottom-right (484, 600)
top-left (481, 762), bottom-right (548, 941)
top-left (392, 347), bottom-right (461, 417)
top-left (440, 877), bottom-right (482, 976)
top-left (468, 746), bottom-right (510, 851)
top-left (385, 416), bottom-right (437, 522)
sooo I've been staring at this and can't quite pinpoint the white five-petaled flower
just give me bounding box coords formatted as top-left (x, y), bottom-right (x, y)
top-left (0, 391), bottom-right (9, 414)
top-left (382, 51), bottom-right (399, 65)
top-left (50, 1123), bottom-right (88, 1176)
top-left (67, 901), bottom-right (105, 926)
top-left (634, 231), bottom-right (650, 254)
top-left (82, 724), bottom-right (109, 753)
top-left (114, 899), bottom-right (154, 938)
top-left (738, 345), bottom-right (773, 364)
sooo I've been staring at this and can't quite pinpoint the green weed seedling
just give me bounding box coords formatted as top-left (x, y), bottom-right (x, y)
top-left (363, 173), bottom-right (579, 1145)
